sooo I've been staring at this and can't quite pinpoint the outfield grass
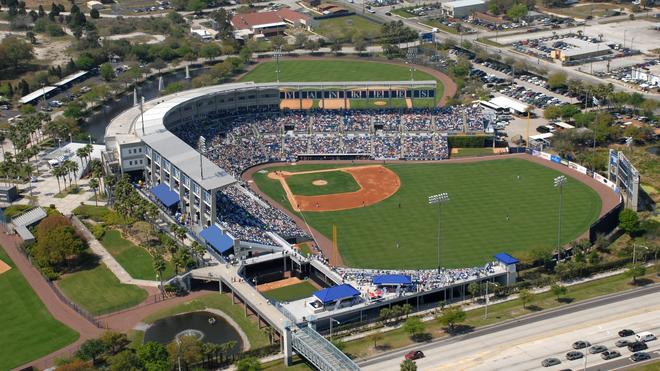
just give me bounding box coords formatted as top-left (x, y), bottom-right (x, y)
top-left (58, 262), bottom-right (148, 315)
top-left (253, 159), bottom-right (601, 269)
top-left (287, 170), bottom-right (361, 196)
top-left (316, 15), bottom-right (382, 39)
top-left (0, 248), bottom-right (79, 370)
top-left (239, 60), bottom-right (444, 100)
top-left (100, 229), bottom-right (174, 281)
top-left (451, 147), bottom-right (495, 158)
top-left (143, 293), bottom-right (270, 348)
top-left (262, 281), bottom-right (318, 302)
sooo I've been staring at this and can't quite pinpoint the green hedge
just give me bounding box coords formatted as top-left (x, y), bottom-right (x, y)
top-left (448, 136), bottom-right (487, 148)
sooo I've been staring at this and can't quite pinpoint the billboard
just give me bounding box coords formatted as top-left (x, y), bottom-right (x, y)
top-left (606, 150), bottom-right (640, 210)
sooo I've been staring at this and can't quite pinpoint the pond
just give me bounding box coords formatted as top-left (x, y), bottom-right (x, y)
top-left (144, 311), bottom-right (243, 354)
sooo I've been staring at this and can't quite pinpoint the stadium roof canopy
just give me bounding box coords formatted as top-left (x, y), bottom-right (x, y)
top-left (314, 284), bottom-right (360, 304)
top-left (372, 274), bottom-right (413, 285)
top-left (200, 225), bottom-right (234, 254)
top-left (494, 253), bottom-right (519, 265)
top-left (150, 183), bottom-right (180, 208)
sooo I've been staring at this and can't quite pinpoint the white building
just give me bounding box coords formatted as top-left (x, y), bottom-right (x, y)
top-left (441, 0), bottom-right (486, 18)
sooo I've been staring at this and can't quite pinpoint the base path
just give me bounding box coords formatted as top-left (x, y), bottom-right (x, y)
top-left (270, 165), bottom-right (401, 212)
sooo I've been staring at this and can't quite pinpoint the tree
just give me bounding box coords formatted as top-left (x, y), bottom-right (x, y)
top-left (107, 350), bottom-right (141, 371)
top-left (550, 283), bottom-right (567, 301)
top-left (200, 43), bottom-right (221, 61)
top-left (89, 178), bottom-right (99, 206)
top-left (560, 104), bottom-right (580, 120)
top-left (136, 342), bottom-right (170, 370)
top-left (76, 339), bottom-right (107, 365)
top-left (507, 4), bottom-right (528, 21)
top-left (294, 32), bottom-right (308, 49)
top-left (543, 105), bottom-right (562, 120)
top-left (625, 263), bottom-right (646, 284)
top-left (619, 209), bottom-right (641, 236)
top-left (547, 72), bottom-right (567, 89)
top-left (236, 356), bottom-right (261, 371)
top-left (64, 101), bottom-right (83, 119)
top-left (400, 359), bottom-right (418, 371)
top-left (100, 63), bottom-right (115, 81)
top-left (379, 307), bottom-right (392, 325)
top-left (154, 254), bottom-right (166, 298)
top-left (100, 331), bottom-right (130, 355)
top-left (75, 54), bottom-right (96, 70)
top-left (303, 39), bottom-right (320, 53)
top-left (437, 307), bottom-right (466, 331)
top-left (370, 331), bottom-right (384, 349)
top-left (518, 289), bottom-right (535, 309)
top-left (403, 316), bottom-right (425, 339)
top-left (33, 225), bottom-right (86, 270)
top-left (90, 8), bottom-right (99, 18)
top-left (468, 281), bottom-right (482, 301)
top-left (0, 35), bottom-right (34, 71)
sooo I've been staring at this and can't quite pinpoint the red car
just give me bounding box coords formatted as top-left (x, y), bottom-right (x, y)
top-left (405, 350), bottom-right (425, 360)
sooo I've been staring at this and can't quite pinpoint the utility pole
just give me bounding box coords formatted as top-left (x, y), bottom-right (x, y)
top-left (428, 193), bottom-right (449, 273)
top-left (554, 176), bottom-right (567, 261)
top-left (274, 46), bottom-right (283, 83)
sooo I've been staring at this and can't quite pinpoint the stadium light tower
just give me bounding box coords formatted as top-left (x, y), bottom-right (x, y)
top-left (274, 46), bottom-right (283, 83)
top-left (554, 175), bottom-right (567, 261)
top-left (428, 192), bottom-right (449, 273)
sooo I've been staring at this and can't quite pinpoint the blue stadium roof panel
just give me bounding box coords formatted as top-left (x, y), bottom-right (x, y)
top-left (200, 225), bottom-right (234, 254)
top-left (494, 253), bottom-right (519, 265)
top-left (314, 284), bottom-right (360, 305)
top-left (372, 274), bottom-right (413, 285)
top-left (150, 183), bottom-right (180, 208)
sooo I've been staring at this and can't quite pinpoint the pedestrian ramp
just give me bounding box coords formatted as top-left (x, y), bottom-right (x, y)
top-left (291, 325), bottom-right (360, 371)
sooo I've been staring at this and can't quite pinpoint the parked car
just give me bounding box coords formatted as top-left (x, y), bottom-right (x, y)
top-left (405, 350), bottom-right (424, 360)
top-left (541, 358), bottom-right (561, 367)
top-left (601, 350), bottom-right (621, 360)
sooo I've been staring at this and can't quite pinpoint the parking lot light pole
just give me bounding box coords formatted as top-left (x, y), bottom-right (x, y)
top-left (428, 192), bottom-right (449, 273)
top-left (554, 176), bottom-right (567, 261)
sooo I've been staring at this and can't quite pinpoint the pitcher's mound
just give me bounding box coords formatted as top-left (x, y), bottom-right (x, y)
top-left (312, 180), bottom-right (328, 186)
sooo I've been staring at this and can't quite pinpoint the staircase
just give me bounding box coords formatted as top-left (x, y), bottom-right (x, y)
top-left (291, 325), bottom-right (360, 371)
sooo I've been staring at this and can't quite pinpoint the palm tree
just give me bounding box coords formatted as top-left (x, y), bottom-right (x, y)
top-left (53, 165), bottom-right (66, 192)
top-left (67, 160), bottom-right (80, 186)
top-left (89, 178), bottom-right (99, 206)
top-left (153, 253), bottom-right (166, 299)
top-left (76, 147), bottom-right (88, 169)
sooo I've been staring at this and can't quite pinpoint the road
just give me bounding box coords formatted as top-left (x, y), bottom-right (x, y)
top-left (360, 283), bottom-right (660, 370)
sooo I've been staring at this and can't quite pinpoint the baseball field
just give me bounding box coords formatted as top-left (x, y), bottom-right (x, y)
top-left (251, 158), bottom-right (603, 269)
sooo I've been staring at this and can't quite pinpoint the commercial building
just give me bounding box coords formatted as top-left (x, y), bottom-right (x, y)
top-left (230, 8), bottom-right (316, 38)
top-left (550, 38), bottom-right (611, 62)
top-left (489, 96), bottom-right (531, 115)
top-left (441, 0), bottom-right (486, 18)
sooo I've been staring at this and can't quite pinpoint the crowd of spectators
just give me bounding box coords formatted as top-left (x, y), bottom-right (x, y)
top-left (336, 262), bottom-right (498, 292)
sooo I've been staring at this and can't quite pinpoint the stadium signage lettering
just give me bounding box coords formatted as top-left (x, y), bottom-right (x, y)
top-left (280, 89), bottom-right (435, 100)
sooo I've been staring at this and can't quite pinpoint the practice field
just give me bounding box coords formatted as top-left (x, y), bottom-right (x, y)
top-left (252, 159), bottom-right (602, 269)
top-left (239, 60), bottom-right (444, 100)
top-left (262, 281), bottom-right (319, 302)
top-left (286, 170), bottom-right (361, 196)
top-left (0, 248), bottom-right (79, 370)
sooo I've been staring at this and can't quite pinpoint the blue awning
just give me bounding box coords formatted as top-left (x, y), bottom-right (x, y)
top-left (373, 274), bottom-right (412, 285)
top-left (150, 183), bottom-right (180, 208)
top-left (200, 225), bottom-right (234, 254)
top-left (314, 284), bottom-right (360, 305)
top-left (494, 253), bottom-right (519, 265)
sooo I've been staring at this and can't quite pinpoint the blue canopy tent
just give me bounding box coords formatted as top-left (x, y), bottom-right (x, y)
top-left (313, 284), bottom-right (360, 305)
top-left (494, 253), bottom-right (519, 265)
top-left (372, 274), bottom-right (413, 286)
top-left (200, 225), bottom-right (235, 254)
top-left (150, 184), bottom-right (180, 208)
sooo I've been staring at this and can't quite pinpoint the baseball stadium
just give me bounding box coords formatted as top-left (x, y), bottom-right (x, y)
top-left (104, 59), bottom-right (622, 369)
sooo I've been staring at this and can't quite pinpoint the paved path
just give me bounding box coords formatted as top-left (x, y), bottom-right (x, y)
top-left (71, 216), bottom-right (159, 287)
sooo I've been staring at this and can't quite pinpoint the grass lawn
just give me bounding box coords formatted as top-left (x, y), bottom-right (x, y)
top-left (451, 147), bottom-right (495, 158)
top-left (73, 204), bottom-right (112, 222)
top-left (239, 60), bottom-right (444, 100)
top-left (252, 159), bottom-right (601, 269)
top-left (100, 229), bottom-right (174, 281)
top-left (390, 8), bottom-right (417, 18)
top-left (58, 262), bottom-right (148, 315)
top-left (143, 293), bottom-right (270, 348)
top-left (54, 185), bottom-right (81, 198)
top-left (0, 248), bottom-right (79, 370)
top-left (342, 272), bottom-right (660, 359)
top-left (547, 3), bottom-right (627, 18)
top-left (262, 281), bottom-right (318, 302)
top-left (286, 170), bottom-right (361, 196)
top-left (315, 15), bottom-right (382, 39)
